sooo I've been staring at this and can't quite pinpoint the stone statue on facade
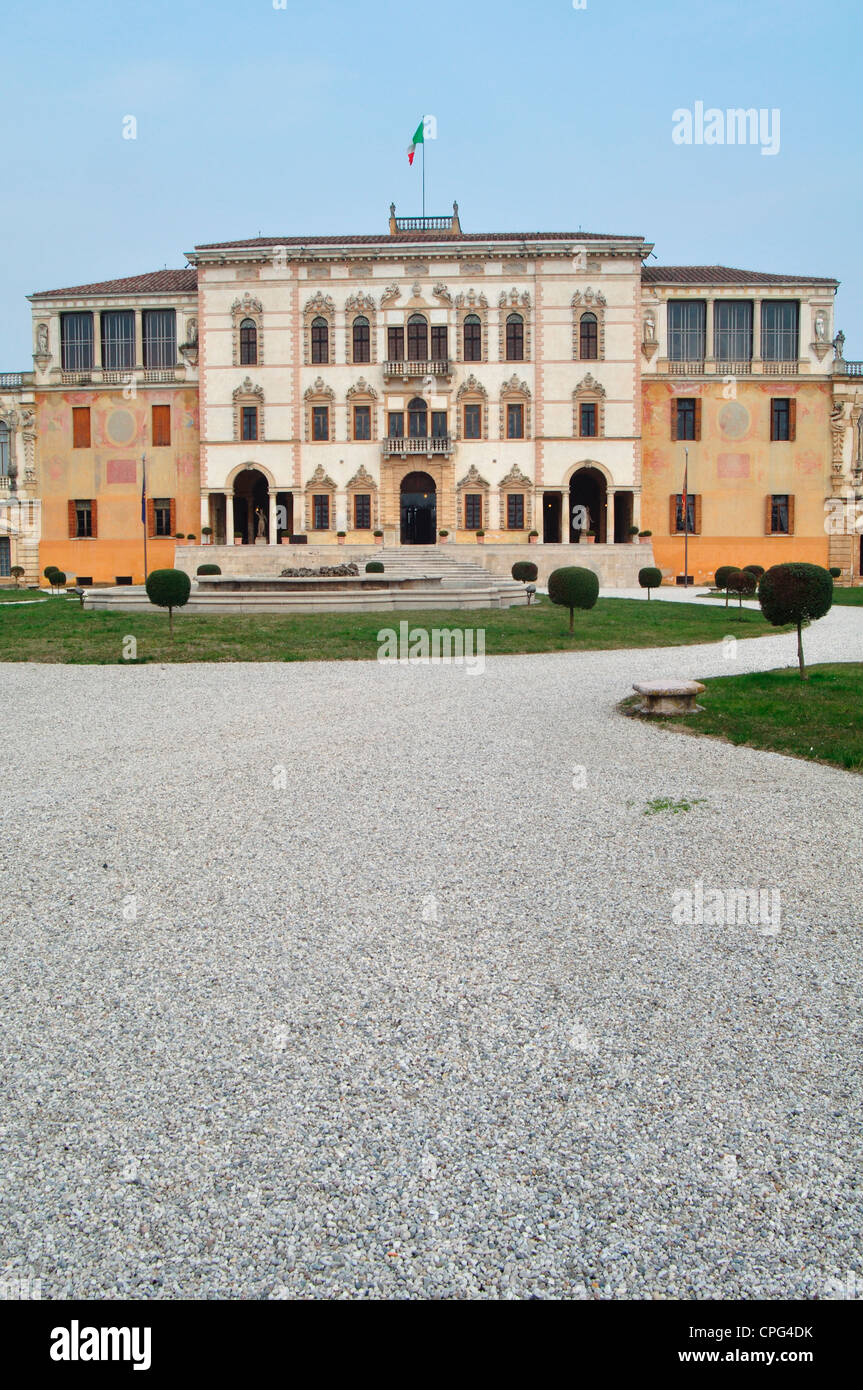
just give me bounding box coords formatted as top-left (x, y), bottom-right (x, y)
top-left (814, 311), bottom-right (826, 342)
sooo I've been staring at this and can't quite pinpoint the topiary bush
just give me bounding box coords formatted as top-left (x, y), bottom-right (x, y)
top-left (714, 565), bottom-right (741, 606)
top-left (43, 565), bottom-right (60, 590)
top-left (829, 566), bottom-right (842, 579)
top-left (511, 561), bottom-right (538, 584)
top-left (758, 562), bottom-right (834, 679)
top-left (638, 566), bottom-right (662, 600)
top-left (48, 570), bottom-right (66, 591)
top-left (10, 565), bottom-right (25, 588)
top-left (145, 567), bottom-right (191, 635)
top-left (547, 565), bottom-right (599, 632)
top-left (365, 561), bottom-right (384, 573)
top-left (196, 564), bottom-right (221, 576)
top-left (726, 568), bottom-right (758, 613)
top-left (744, 564), bottom-right (765, 579)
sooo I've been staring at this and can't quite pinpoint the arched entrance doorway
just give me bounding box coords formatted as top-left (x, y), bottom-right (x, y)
top-left (569, 467), bottom-right (607, 543)
top-left (400, 471), bottom-right (436, 544)
top-left (232, 467), bottom-right (270, 544)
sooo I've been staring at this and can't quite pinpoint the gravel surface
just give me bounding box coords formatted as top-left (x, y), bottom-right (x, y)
top-left (1, 604), bottom-right (862, 1300)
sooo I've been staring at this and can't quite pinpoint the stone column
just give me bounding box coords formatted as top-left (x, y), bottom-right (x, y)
top-left (704, 299), bottom-right (714, 371)
top-left (268, 489), bottom-right (278, 544)
top-left (605, 487), bottom-right (616, 544)
top-left (632, 489), bottom-right (642, 532)
top-left (561, 488), bottom-right (569, 543)
top-left (225, 491), bottom-right (234, 545)
top-left (752, 299), bottom-right (762, 369)
top-left (134, 310), bottom-right (143, 368)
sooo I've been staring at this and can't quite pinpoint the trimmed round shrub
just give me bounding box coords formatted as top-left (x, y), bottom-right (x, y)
top-left (547, 565), bottom-right (599, 632)
top-left (743, 564), bottom-right (765, 579)
top-left (511, 561), bottom-right (538, 583)
top-left (638, 566), bottom-right (662, 599)
top-left (145, 567), bottom-right (191, 635)
top-left (365, 561), bottom-right (384, 573)
top-left (714, 565), bottom-right (740, 590)
top-left (44, 565), bottom-right (58, 579)
top-left (196, 563), bottom-right (221, 576)
top-left (10, 565), bottom-right (25, 587)
top-left (829, 566), bottom-right (842, 579)
top-left (759, 563), bottom-right (834, 679)
top-left (51, 571), bottom-right (66, 589)
top-left (727, 570), bottom-right (757, 613)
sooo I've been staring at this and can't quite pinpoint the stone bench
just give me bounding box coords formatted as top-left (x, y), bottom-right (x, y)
top-left (632, 680), bottom-right (705, 715)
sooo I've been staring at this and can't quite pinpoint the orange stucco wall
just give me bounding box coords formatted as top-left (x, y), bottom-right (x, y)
top-left (641, 379), bottom-right (832, 584)
top-left (36, 387), bottom-right (200, 584)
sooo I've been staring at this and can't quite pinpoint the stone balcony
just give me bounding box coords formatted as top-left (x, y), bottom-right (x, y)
top-left (382, 359), bottom-right (452, 383)
top-left (382, 435), bottom-right (454, 459)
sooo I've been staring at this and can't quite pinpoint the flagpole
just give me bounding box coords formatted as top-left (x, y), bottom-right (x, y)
top-left (142, 452), bottom-right (148, 585)
top-left (683, 446), bottom-right (689, 586)
top-left (422, 135), bottom-right (426, 219)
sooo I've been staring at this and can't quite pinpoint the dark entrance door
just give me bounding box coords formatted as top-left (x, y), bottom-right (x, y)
top-left (543, 492), bottom-right (561, 543)
top-left (569, 467), bottom-right (607, 542)
top-left (400, 471), bottom-right (436, 544)
top-left (233, 468), bottom-right (269, 543)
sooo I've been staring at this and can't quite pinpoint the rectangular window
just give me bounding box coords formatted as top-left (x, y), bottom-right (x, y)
top-left (464, 493), bottom-right (483, 530)
top-left (762, 301), bottom-right (799, 361)
top-left (431, 410), bottom-right (447, 438)
top-left (506, 403), bottom-right (524, 439)
top-left (152, 404), bottom-right (171, 446)
top-left (388, 411), bottom-right (404, 438)
top-left (154, 498), bottom-right (172, 536)
top-left (354, 494), bottom-right (371, 530)
top-left (312, 405), bottom-right (329, 441)
top-left (353, 405), bottom-right (371, 440)
top-left (100, 310), bottom-right (135, 371)
top-left (61, 312), bottom-right (94, 370)
top-left (579, 402), bottom-right (597, 437)
top-left (463, 403), bottom-right (481, 439)
top-left (75, 500), bottom-right (93, 538)
top-left (667, 301), bottom-right (706, 361)
top-left (388, 326), bottom-right (405, 360)
top-left (312, 494), bottom-right (330, 530)
top-left (771, 398), bottom-right (793, 441)
top-left (142, 309), bottom-right (176, 368)
top-left (242, 405), bottom-right (258, 441)
top-left (72, 407), bottom-right (91, 448)
top-left (431, 325), bottom-right (448, 360)
top-left (770, 494), bottom-right (790, 534)
top-left (674, 493), bottom-right (696, 533)
top-left (714, 300), bottom-right (752, 361)
top-left (675, 398), bottom-right (697, 441)
top-left (507, 493), bottom-right (525, 529)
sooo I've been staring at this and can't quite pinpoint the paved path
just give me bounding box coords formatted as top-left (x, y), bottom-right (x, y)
top-left (1, 607), bottom-right (862, 1299)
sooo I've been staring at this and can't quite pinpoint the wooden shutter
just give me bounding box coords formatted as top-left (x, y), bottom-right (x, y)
top-left (147, 498), bottom-right (156, 539)
top-left (152, 404), bottom-right (171, 446)
top-left (694, 399), bottom-right (702, 441)
top-left (169, 499), bottom-right (176, 536)
top-left (669, 494), bottom-right (678, 534)
top-left (788, 399), bottom-right (797, 442)
top-left (693, 494), bottom-right (702, 535)
top-left (787, 495), bottom-right (795, 535)
top-left (670, 400), bottom-right (678, 441)
top-left (765, 495), bottom-right (773, 535)
top-left (72, 407), bottom-right (90, 448)
top-left (68, 499), bottom-right (77, 537)
top-left (90, 499), bottom-right (98, 538)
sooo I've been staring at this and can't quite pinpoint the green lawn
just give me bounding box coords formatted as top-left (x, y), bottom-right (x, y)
top-left (0, 593), bottom-right (792, 664)
top-left (699, 586), bottom-right (863, 606)
top-left (0, 588), bottom-right (48, 603)
top-left (632, 664), bottom-right (863, 772)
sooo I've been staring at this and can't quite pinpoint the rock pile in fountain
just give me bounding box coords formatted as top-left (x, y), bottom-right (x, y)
top-left (279, 562), bottom-right (361, 578)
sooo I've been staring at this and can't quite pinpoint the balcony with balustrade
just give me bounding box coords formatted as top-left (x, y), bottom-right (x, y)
top-left (382, 435), bottom-right (453, 459)
top-left (382, 358), bottom-right (452, 383)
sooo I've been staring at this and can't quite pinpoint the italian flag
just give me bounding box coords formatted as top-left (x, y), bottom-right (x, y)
top-left (407, 119), bottom-right (424, 165)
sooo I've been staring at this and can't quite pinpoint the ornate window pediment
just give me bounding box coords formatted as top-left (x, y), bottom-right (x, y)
top-left (500, 375), bottom-right (531, 439)
top-left (231, 295), bottom-right (263, 367)
top-left (572, 372), bottom-right (606, 438)
top-left (456, 464), bottom-right (490, 530)
top-left (346, 463), bottom-right (379, 529)
top-left (304, 293), bottom-right (335, 365)
top-left (305, 462), bottom-right (337, 492)
top-left (455, 373), bottom-right (489, 440)
top-left (455, 288), bottom-right (488, 363)
top-left (498, 463), bottom-right (533, 530)
top-left (346, 378), bottom-right (378, 441)
top-left (345, 293), bottom-right (377, 364)
top-left (304, 377), bottom-right (334, 442)
top-left (499, 290), bottom-right (531, 361)
top-left (232, 377), bottom-right (265, 442)
top-left (572, 290), bottom-right (606, 360)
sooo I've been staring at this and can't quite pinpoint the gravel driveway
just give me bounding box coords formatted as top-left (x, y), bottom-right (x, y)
top-left (2, 604), bottom-right (862, 1300)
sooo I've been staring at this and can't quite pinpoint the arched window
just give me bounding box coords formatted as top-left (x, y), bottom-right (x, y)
top-left (352, 316), bottom-right (370, 364)
top-left (311, 317), bottom-right (329, 365)
top-left (407, 314), bottom-right (428, 362)
top-left (240, 318), bottom-right (258, 366)
top-left (463, 314), bottom-right (482, 362)
top-left (505, 313), bottom-right (524, 362)
top-left (408, 396), bottom-right (428, 438)
top-left (580, 313), bottom-right (598, 360)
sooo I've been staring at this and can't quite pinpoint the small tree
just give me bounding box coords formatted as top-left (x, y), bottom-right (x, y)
top-left (365, 561), bottom-right (384, 573)
top-left (714, 565), bottom-right (740, 607)
top-left (145, 567), bottom-right (191, 636)
top-left (759, 562), bottom-right (834, 680)
top-left (726, 567), bottom-right (757, 614)
top-left (43, 564), bottom-right (60, 591)
top-left (744, 564), bottom-right (765, 580)
top-left (512, 561), bottom-right (538, 584)
top-left (638, 566), bottom-right (662, 600)
top-left (196, 563), bottom-right (221, 575)
top-left (829, 566), bottom-right (842, 579)
top-left (51, 570), bottom-right (66, 592)
top-left (547, 565), bottom-right (599, 633)
top-left (10, 565), bottom-right (25, 589)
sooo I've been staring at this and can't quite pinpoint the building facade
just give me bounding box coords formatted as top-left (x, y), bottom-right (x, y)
top-left (2, 207), bottom-right (862, 587)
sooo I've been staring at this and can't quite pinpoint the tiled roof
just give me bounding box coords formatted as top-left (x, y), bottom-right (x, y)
top-left (193, 231), bottom-right (644, 250)
top-left (642, 264), bottom-right (837, 287)
top-left (30, 268), bottom-right (198, 300)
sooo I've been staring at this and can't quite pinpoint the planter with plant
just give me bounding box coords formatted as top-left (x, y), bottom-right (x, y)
top-left (528, 530), bottom-right (539, 544)
top-left (475, 529), bottom-right (485, 543)
top-left (628, 525), bottom-right (640, 544)
top-left (638, 530), bottom-right (652, 544)
top-left (201, 526), bottom-right (213, 545)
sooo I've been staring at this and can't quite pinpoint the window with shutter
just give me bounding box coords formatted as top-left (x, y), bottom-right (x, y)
top-left (152, 405), bottom-right (171, 446)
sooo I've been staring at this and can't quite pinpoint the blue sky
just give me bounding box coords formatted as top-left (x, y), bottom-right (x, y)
top-left (1, 0), bottom-right (860, 363)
